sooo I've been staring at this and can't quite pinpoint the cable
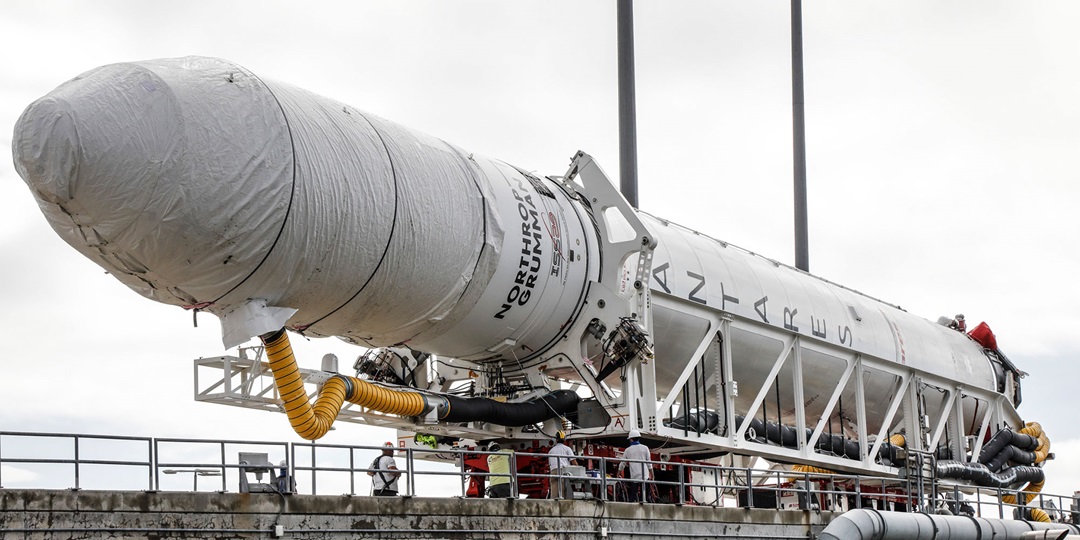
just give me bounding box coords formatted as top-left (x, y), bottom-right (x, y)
top-left (508, 347), bottom-right (567, 426)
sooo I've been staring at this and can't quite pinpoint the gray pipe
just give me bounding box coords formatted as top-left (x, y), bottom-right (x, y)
top-left (819, 509), bottom-right (1080, 540)
top-left (1019, 532), bottom-right (1075, 539)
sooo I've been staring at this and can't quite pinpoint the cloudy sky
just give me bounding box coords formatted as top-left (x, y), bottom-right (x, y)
top-left (2, 1), bottom-right (1078, 497)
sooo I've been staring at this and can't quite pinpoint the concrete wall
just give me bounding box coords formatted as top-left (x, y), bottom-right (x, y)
top-left (0, 489), bottom-right (834, 539)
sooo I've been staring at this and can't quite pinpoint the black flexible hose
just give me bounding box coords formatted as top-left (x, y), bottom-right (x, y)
top-left (441, 390), bottom-right (579, 426)
top-left (979, 427), bottom-right (1040, 472)
top-left (936, 460), bottom-right (1044, 488)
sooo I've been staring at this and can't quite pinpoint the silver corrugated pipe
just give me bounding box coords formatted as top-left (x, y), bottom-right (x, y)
top-left (819, 509), bottom-right (1080, 540)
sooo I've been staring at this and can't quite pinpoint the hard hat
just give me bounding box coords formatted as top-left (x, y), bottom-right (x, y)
top-left (628, 429), bottom-right (641, 439)
top-left (383, 441), bottom-right (395, 448)
top-left (556, 430), bottom-right (566, 441)
top-left (488, 442), bottom-right (501, 452)
top-left (956, 314), bottom-right (965, 319)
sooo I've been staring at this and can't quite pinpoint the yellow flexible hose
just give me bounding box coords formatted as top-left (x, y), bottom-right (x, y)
top-left (262, 329), bottom-right (427, 440)
top-left (1020, 422), bottom-right (1051, 464)
top-left (1029, 507), bottom-right (1052, 523)
top-left (889, 433), bottom-right (906, 447)
top-left (792, 464), bottom-right (836, 475)
top-left (1002, 478), bottom-right (1045, 506)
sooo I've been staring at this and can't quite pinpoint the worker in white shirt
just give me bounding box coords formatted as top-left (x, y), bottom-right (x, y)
top-left (368, 442), bottom-right (401, 496)
top-left (546, 431), bottom-right (577, 499)
top-left (618, 429), bottom-right (653, 502)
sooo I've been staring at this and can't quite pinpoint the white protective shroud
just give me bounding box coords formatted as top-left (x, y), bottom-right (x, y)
top-left (14, 57), bottom-right (503, 349)
top-left (15, 57), bottom-right (597, 355)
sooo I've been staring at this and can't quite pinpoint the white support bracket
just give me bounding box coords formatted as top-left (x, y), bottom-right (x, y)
top-left (734, 336), bottom-right (797, 442)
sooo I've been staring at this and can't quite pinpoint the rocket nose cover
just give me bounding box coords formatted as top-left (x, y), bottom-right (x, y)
top-left (13, 57), bottom-right (498, 350)
top-left (12, 57), bottom-right (293, 310)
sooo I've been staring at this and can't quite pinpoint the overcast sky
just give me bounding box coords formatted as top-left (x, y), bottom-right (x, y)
top-left (2, 1), bottom-right (1078, 497)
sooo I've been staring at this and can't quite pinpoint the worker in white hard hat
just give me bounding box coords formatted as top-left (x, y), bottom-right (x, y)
top-left (618, 429), bottom-right (653, 502)
top-left (547, 431), bottom-right (578, 499)
top-left (368, 442), bottom-right (401, 496)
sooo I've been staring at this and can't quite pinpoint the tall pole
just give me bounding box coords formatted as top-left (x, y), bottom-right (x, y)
top-left (791, 0), bottom-right (809, 272)
top-left (617, 0), bottom-right (639, 208)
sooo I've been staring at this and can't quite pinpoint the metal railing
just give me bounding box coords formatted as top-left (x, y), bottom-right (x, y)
top-left (1, 429), bottom-right (1077, 526)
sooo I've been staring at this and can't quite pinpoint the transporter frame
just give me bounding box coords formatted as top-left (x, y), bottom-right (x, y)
top-left (195, 152), bottom-right (1029, 488)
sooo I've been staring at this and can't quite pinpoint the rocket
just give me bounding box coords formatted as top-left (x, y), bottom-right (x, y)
top-left (12, 57), bottom-right (1047, 487)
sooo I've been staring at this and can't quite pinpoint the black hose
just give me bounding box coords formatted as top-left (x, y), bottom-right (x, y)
top-left (978, 427), bottom-right (1040, 472)
top-left (985, 444), bottom-right (1038, 472)
top-left (664, 410), bottom-right (722, 434)
top-left (936, 460), bottom-right (1044, 488)
top-left (441, 390), bottom-right (579, 426)
top-left (978, 428), bottom-right (1014, 464)
top-left (664, 412), bottom-right (914, 464)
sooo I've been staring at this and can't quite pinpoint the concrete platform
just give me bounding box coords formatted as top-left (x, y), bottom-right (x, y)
top-left (0, 489), bottom-right (835, 539)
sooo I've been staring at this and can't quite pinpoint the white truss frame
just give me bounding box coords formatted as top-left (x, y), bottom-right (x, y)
top-left (192, 151), bottom-right (1022, 481)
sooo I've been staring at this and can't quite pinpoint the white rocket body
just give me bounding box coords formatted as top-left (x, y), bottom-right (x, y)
top-left (14, 57), bottom-right (1014, 454)
top-left (636, 215), bottom-right (998, 434)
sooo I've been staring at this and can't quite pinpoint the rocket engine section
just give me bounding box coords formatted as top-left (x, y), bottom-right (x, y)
top-left (13, 56), bottom-right (594, 358)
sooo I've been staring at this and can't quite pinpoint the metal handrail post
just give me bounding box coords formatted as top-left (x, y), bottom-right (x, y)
top-left (289, 444), bottom-right (296, 495)
top-left (282, 449), bottom-right (291, 495)
top-left (745, 468), bottom-right (753, 508)
top-left (459, 451), bottom-right (466, 497)
top-left (349, 447), bottom-right (356, 496)
top-left (678, 463), bottom-right (686, 505)
top-left (147, 437), bottom-right (155, 491)
top-left (919, 452), bottom-right (925, 511)
top-left (775, 470), bottom-right (781, 510)
top-left (72, 435), bottom-right (80, 490)
top-left (713, 466), bottom-right (719, 507)
top-left (600, 457), bottom-right (607, 501)
top-left (803, 472), bottom-right (811, 510)
top-left (929, 452), bottom-right (938, 509)
top-left (855, 477), bottom-right (861, 509)
top-left (310, 444), bottom-right (317, 495)
top-left (219, 441), bottom-right (226, 492)
top-left (905, 469), bottom-right (912, 511)
top-left (510, 452), bottom-right (519, 499)
top-left (407, 448), bottom-right (415, 497)
top-left (713, 466), bottom-right (721, 507)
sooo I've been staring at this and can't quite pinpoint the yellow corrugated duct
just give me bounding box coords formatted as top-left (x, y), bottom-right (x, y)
top-left (262, 329), bottom-right (427, 440)
top-left (1002, 478), bottom-right (1045, 506)
top-left (1029, 507), bottom-right (1052, 523)
top-left (793, 464), bottom-right (836, 475)
top-left (1020, 422), bottom-right (1051, 464)
top-left (888, 433), bottom-right (906, 447)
